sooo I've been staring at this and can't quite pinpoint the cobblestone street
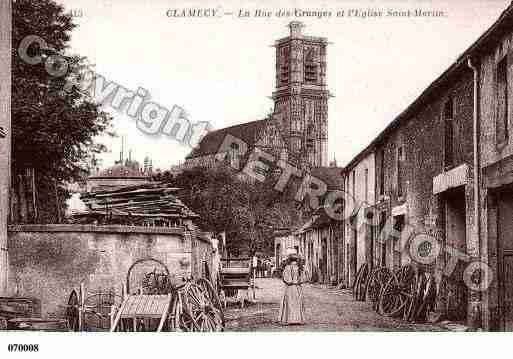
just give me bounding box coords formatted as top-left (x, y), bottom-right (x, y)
top-left (225, 278), bottom-right (444, 331)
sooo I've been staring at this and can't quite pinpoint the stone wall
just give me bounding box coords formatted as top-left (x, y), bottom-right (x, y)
top-left (344, 152), bottom-right (376, 287)
top-left (7, 225), bottom-right (212, 318)
top-left (478, 28), bottom-right (513, 331)
top-left (375, 67), bottom-right (476, 323)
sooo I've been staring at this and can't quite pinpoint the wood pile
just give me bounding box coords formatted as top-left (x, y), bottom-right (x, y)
top-left (72, 183), bottom-right (198, 225)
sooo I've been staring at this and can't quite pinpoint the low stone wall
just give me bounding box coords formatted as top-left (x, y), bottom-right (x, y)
top-left (7, 224), bottom-right (212, 319)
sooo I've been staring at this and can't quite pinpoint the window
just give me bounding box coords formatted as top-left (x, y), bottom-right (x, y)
top-left (497, 56), bottom-right (509, 144)
top-left (379, 149), bottom-right (385, 196)
top-left (304, 49), bottom-right (317, 83)
top-left (393, 215), bottom-right (405, 269)
top-left (280, 46), bottom-right (290, 85)
top-left (397, 146), bottom-right (404, 198)
top-left (444, 98), bottom-right (454, 168)
top-left (306, 123), bottom-right (314, 149)
top-left (364, 168), bottom-right (369, 202)
top-left (352, 170), bottom-right (356, 198)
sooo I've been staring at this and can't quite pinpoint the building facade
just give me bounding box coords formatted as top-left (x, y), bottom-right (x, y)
top-left (86, 157), bottom-right (152, 192)
top-left (338, 3), bottom-right (513, 330)
top-left (343, 152), bottom-right (376, 288)
top-left (374, 65), bottom-right (476, 324)
top-left (477, 5), bottom-right (513, 331)
top-left (297, 207), bottom-right (343, 284)
top-left (185, 22), bottom-right (329, 170)
top-left (295, 165), bottom-right (345, 284)
top-left (274, 228), bottom-right (301, 269)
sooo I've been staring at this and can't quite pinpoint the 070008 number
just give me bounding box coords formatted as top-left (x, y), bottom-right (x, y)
top-left (7, 344), bottom-right (39, 352)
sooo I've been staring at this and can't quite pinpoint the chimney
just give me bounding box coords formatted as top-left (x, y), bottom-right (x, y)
top-left (289, 21), bottom-right (304, 38)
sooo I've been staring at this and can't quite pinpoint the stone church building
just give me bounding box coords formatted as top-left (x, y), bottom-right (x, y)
top-left (184, 22), bottom-right (330, 170)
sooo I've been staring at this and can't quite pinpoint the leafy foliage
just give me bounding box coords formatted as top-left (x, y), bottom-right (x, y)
top-left (12, 0), bottom-right (112, 223)
top-left (159, 167), bottom-right (301, 257)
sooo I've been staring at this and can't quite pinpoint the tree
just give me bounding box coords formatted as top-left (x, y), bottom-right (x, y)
top-left (12, 0), bottom-right (112, 223)
top-left (168, 167), bottom-right (301, 257)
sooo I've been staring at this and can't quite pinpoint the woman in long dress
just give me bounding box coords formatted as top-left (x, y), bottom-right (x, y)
top-left (278, 253), bottom-right (306, 325)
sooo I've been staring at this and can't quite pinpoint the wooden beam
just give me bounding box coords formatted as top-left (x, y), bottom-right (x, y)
top-left (0, 0), bottom-right (12, 296)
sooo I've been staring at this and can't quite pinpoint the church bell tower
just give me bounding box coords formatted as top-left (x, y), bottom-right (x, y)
top-left (272, 22), bottom-right (329, 168)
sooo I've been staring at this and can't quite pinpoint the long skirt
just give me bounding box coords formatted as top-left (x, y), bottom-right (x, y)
top-left (278, 284), bottom-right (306, 325)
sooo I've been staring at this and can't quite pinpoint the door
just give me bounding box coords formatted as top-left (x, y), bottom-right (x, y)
top-left (351, 217), bottom-right (358, 286)
top-left (379, 212), bottom-right (387, 267)
top-left (393, 215), bottom-right (405, 270)
top-left (498, 194), bottom-right (513, 330)
top-left (501, 253), bottom-right (513, 331)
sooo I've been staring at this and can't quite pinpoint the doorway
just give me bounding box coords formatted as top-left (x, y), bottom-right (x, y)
top-left (379, 212), bottom-right (387, 267)
top-left (392, 215), bottom-right (405, 270)
top-left (444, 187), bottom-right (468, 322)
top-left (498, 190), bottom-right (513, 330)
top-left (350, 216), bottom-right (358, 286)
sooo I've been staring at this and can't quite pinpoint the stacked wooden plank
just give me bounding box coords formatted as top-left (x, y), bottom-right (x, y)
top-left (78, 183), bottom-right (198, 220)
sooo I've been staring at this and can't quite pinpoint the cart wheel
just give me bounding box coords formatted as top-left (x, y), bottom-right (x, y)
top-left (172, 292), bottom-right (195, 331)
top-left (378, 275), bottom-right (403, 316)
top-left (365, 267), bottom-right (393, 310)
top-left (378, 266), bottom-right (417, 317)
top-left (66, 289), bottom-right (80, 331)
top-left (413, 272), bottom-right (437, 322)
top-left (182, 282), bottom-right (222, 331)
top-left (219, 289), bottom-right (227, 309)
top-left (404, 271), bottom-right (423, 322)
top-left (353, 263), bottom-right (370, 301)
top-left (195, 278), bottom-right (225, 330)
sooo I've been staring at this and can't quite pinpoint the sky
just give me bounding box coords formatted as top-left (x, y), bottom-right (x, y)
top-left (57, 0), bottom-right (511, 171)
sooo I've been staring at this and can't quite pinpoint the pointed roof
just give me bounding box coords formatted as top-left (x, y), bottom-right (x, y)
top-left (186, 119), bottom-right (268, 159)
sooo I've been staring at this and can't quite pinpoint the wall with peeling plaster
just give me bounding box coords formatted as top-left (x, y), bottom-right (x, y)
top-left (6, 225), bottom-right (211, 318)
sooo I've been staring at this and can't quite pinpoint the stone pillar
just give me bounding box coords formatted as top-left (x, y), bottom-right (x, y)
top-left (0, 0), bottom-right (12, 296)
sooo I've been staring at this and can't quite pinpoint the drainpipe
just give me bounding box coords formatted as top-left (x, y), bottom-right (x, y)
top-left (467, 57), bottom-right (481, 328)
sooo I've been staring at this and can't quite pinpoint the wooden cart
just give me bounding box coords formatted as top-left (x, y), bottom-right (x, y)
top-left (110, 294), bottom-right (173, 332)
top-left (66, 284), bottom-right (123, 331)
top-left (219, 257), bottom-right (254, 308)
top-left (109, 257), bottom-right (224, 332)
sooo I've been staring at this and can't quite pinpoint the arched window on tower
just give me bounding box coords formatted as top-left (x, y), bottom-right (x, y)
top-left (306, 123), bottom-right (315, 150)
top-left (280, 46), bottom-right (290, 86)
top-left (306, 123), bottom-right (316, 165)
top-left (304, 49), bottom-right (317, 83)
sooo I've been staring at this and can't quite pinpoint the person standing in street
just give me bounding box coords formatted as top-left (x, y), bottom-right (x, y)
top-left (278, 249), bottom-right (306, 325)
